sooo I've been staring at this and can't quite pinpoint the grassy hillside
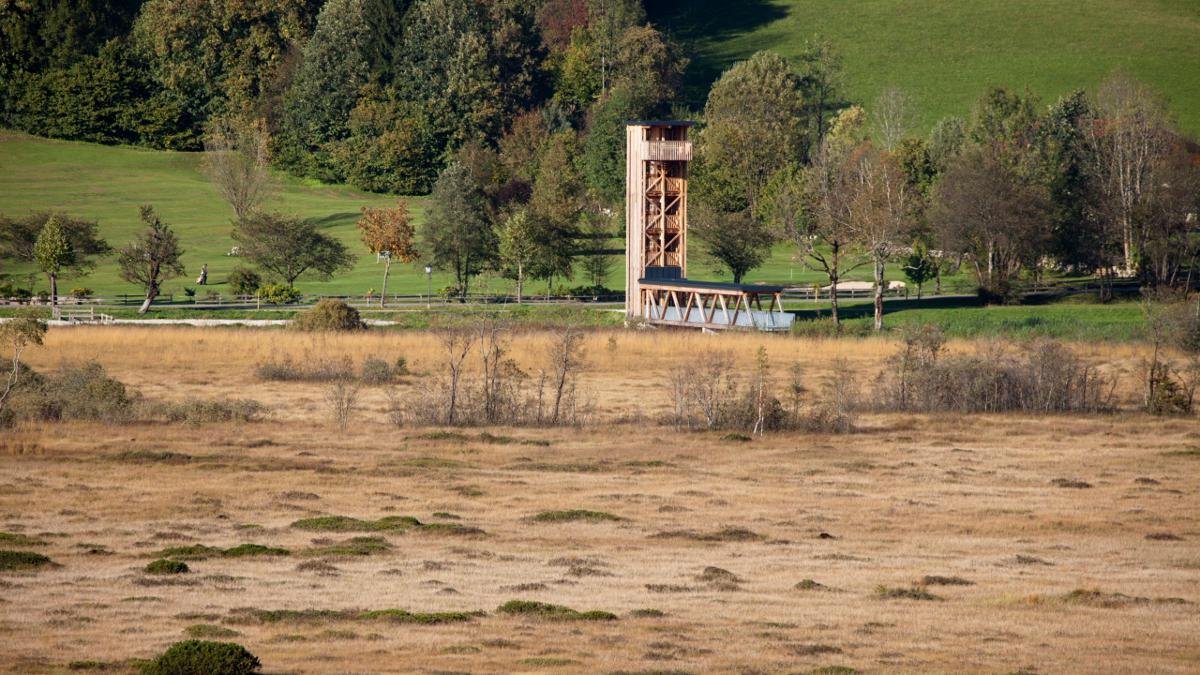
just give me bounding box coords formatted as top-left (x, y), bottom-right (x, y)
top-left (0, 132), bottom-right (929, 298)
top-left (649, 0), bottom-right (1200, 134)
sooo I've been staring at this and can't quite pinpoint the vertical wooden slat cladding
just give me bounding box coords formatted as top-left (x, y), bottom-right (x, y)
top-left (625, 122), bottom-right (692, 319)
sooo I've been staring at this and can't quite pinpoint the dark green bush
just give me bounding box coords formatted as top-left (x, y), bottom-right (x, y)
top-left (144, 557), bottom-right (188, 573)
top-left (158, 398), bottom-right (266, 424)
top-left (359, 357), bottom-right (395, 384)
top-left (226, 267), bottom-right (262, 296)
top-left (10, 362), bottom-right (134, 423)
top-left (140, 640), bottom-right (260, 675)
top-left (292, 299), bottom-right (365, 332)
top-left (496, 600), bottom-right (617, 621)
top-left (255, 283), bottom-right (301, 305)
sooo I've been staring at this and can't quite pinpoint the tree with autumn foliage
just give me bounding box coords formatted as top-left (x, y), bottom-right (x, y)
top-left (357, 201), bottom-right (418, 307)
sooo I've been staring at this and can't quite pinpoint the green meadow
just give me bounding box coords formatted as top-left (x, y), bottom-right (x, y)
top-left (650, 0), bottom-right (1200, 134)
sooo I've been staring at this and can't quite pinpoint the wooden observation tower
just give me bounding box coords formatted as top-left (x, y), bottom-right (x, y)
top-left (624, 121), bottom-right (794, 331)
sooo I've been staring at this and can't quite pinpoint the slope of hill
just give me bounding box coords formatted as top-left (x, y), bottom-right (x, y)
top-left (0, 131), bottom-right (430, 297)
top-left (649, 0), bottom-right (1200, 134)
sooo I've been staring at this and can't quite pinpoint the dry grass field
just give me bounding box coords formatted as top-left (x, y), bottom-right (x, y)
top-left (1, 327), bottom-right (1198, 673)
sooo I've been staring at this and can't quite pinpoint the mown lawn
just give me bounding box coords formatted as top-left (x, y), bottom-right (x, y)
top-left (649, 0), bottom-right (1200, 135)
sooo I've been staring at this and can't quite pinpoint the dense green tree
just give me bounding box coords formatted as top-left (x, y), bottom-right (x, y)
top-left (691, 205), bottom-right (775, 284)
top-left (0, 0), bottom-right (141, 84)
top-left (394, 0), bottom-right (546, 156)
top-left (695, 51), bottom-right (807, 214)
top-left (931, 147), bottom-right (1053, 300)
top-left (6, 37), bottom-right (155, 145)
top-left (276, 0), bottom-right (407, 180)
top-left (328, 85), bottom-right (440, 194)
top-left (117, 206), bottom-right (186, 313)
top-left (528, 131), bottom-right (585, 285)
top-left (498, 208), bottom-right (537, 302)
top-left (927, 115), bottom-right (967, 172)
top-left (133, 0), bottom-right (320, 148)
top-left (232, 212), bottom-right (355, 289)
top-left (903, 242), bottom-right (937, 298)
top-left (580, 86), bottom-right (637, 205)
top-left (423, 161), bottom-right (498, 300)
top-left (32, 217), bottom-right (71, 308)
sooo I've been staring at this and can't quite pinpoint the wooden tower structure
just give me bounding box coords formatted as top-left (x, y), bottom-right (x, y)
top-left (624, 121), bottom-right (793, 331)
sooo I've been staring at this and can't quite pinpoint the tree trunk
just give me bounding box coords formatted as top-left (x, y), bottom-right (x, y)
top-left (873, 256), bottom-right (885, 331)
top-left (380, 259), bottom-right (390, 308)
top-left (829, 241), bottom-right (840, 328)
top-left (49, 273), bottom-right (58, 309)
top-left (934, 264), bottom-right (942, 295)
top-left (139, 284), bottom-right (159, 314)
top-left (516, 263), bottom-right (524, 304)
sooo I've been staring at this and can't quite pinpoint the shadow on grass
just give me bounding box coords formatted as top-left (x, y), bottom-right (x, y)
top-left (303, 212), bottom-right (360, 229)
top-left (788, 295), bottom-right (984, 322)
top-left (646, 0), bottom-right (789, 106)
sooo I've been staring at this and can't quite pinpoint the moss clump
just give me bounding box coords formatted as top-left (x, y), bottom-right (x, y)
top-left (140, 640), bottom-right (259, 675)
top-left (873, 585), bottom-right (940, 601)
top-left (496, 600), bottom-right (617, 621)
top-left (222, 544), bottom-right (290, 558)
top-left (303, 536), bottom-right (391, 557)
top-left (291, 515), bottom-right (483, 536)
top-left (145, 559), bottom-right (190, 575)
top-left (358, 609), bottom-right (483, 624)
top-left (628, 608), bottom-right (666, 618)
top-left (0, 549), bottom-right (53, 571)
top-left (530, 509), bottom-right (623, 523)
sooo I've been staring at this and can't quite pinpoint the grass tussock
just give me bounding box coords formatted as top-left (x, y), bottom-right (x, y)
top-left (530, 509), bottom-right (623, 523)
top-left (184, 624), bottom-right (241, 639)
top-left (154, 398), bottom-right (267, 424)
top-left (0, 532), bottom-right (47, 547)
top-left (155, 543), bottom-right (290, 561)
top-left (1046, 588), bottom-right (1192, 608)
top-left (226, 607), bottom-right (481, 625)
top-left (0, 549), bottom-right (54, 571)
top-left (496, 600), bottom-right (617, 621)
top-left (290, 515), bottom-right (483, 536)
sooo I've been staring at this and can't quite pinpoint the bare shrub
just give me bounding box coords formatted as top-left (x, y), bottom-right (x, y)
top-left (665, 348), bottom-right (851, 434)
top-left (1142, 294), bottom-right (1200, 415)
top-left (876, 327), bottom-right (1115, 413)
top-left (326, 380), bottom-right (361, 432)
top-left (389, 322), bottom-right (589, 428)
top-left (255, 354), bottom-right (354, 382)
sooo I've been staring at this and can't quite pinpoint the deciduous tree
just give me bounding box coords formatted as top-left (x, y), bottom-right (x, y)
top-left (423, 161), bottom-right (497, 300)
top-left (232, 212), bottom-right (354, 289)
top-left (357, 200), bottom-right (418, 306)
top-left (203, 115), bottom-right (274, 223)
top-left (931, 148), bottom-right (1053, 301)
top-left (117, 206), bottom-right (185, 313)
